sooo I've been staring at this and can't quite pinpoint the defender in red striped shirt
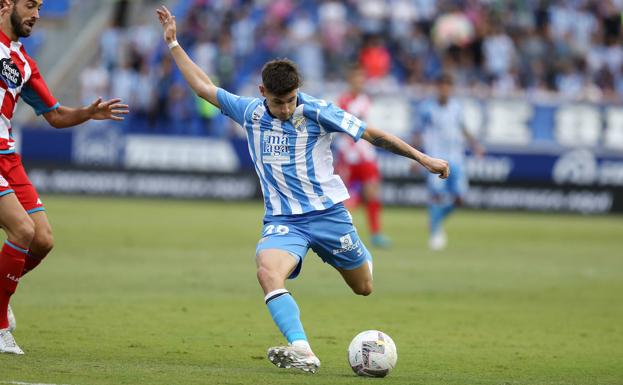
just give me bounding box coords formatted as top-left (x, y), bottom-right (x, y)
top-left (0, 0), bottom-right (129, 354)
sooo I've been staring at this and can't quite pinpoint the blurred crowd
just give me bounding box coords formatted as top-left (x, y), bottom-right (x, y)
top-left (81, 0), bottom-right (623, 137)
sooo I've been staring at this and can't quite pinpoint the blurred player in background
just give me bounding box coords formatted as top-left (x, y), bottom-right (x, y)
top-left (157, 5), bottom-right (448, 374)
top-left (335, 65), bottom-right (390, 248)
top-left (413, 74), bottom-right (484, 251)
top-left (0, 0), bottom-right (129, 354)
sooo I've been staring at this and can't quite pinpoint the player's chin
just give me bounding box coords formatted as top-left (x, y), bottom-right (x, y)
top-left (20, 26), bottom-right (33, 37)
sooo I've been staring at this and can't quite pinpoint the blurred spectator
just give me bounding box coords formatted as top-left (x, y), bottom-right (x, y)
top-left (80, 55), bottom-right (110, 105)
top-left (92, 0), bottom-right (623, 138)
top-left (359, 35), bottom-right (391, 79)
top-left (482, 23), bottom-right (516, 80)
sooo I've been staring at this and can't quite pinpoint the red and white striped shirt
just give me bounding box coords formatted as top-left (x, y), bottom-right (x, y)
top-left (336, 92), bottom-right (377, 164)
top-left (0, 30), bottom-right (59, 154)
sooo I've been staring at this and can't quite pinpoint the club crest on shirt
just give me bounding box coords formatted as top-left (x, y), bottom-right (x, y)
top-left (0, 174), bottom-right (8, 187)
top-left (252, 110), bottom-right (262, 122)
top-left (292, 115), bottom-right (306, 132)
top-left (0, 58), bottom-right (23, 89)
top-left (262, 131), bottom-right (290, 164)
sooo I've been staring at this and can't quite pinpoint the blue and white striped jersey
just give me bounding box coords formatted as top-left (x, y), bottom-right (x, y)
top-left (217, 88), bottom-right (367, 217)
top-left (415, 97), bottom-right (466, 165)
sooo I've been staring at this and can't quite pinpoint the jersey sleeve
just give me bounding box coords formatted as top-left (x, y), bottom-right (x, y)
top-left (21, 58), bottom-right (60, 116)
top-left (315, 100), bottom-right (366, 141)
top-left (216, 88), bottom-right (254, 125)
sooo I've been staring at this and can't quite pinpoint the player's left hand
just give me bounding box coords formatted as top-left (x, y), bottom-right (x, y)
top-left (422, 156), bottom-right (450, 179)
top-left (87, 98), bottom-right (129, 121)
top-left (156, 5), bottom-right (177, 44)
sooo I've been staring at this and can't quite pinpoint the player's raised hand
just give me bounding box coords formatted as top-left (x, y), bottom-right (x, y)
top-left (87, 97), bottom-right (130, 121)
top-left (422, 156), bottom-right (450, 179)
top-left (0, 0), bottom-right (12, 16)
top-left (156, 6), bottom-right (177, 43)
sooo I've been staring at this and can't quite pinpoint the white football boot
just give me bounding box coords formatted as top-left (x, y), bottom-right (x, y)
top-left (267, 344), bottom-right (320, 373)
top-left (7, 304), bottom-right (16, 332)
top-left (0, 328), bottom-right (24, 355)
top-left (429, 229), bottom-right (447, 251)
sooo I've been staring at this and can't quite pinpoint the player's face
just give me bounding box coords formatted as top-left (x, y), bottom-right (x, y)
top-left (261, 86), bottom-right (298, 121)
top-left (10, 0), bottom-right (42, 38)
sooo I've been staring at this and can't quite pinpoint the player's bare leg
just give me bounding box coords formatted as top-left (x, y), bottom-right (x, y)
top-left (21, 211), bottom-right (54, 276)
top-left (336, 261), bottom-right (373, 296)
top-left (0, 194), bottom-right (34, 354)
top-left (257, 249), bottom-right (320, 373)
top-left (362, 181), bottom-right (390, 248)
top-left (7, 304), bottom-right (15, 331)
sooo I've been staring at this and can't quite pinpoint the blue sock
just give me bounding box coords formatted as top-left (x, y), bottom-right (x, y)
top-left (265, 289), bottom-right (307, 343)
top-left (440, 202), bottom-right (456, 221)
top-left (429, 200), bottom-right (456, 234)
top-left (429, 203), bottom-right (444, 235)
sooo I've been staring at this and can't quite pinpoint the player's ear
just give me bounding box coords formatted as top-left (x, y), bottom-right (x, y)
top-left (259, 85), bottom-right (266, 97)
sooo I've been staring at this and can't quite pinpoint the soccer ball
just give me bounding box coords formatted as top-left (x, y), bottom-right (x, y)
top-left (347, 330), bottom-right (397, 377)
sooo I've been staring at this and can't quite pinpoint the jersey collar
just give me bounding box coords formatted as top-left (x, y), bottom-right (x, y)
top-left (0, 30), bottom-right (20, 49)
top-left (262, 92), bottom-right (302, 121)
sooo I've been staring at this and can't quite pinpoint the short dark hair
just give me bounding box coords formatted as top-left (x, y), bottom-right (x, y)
top-left (261, 59), bottom-right (301, 96)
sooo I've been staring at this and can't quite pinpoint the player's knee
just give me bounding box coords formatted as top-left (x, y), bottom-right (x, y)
top-left (33, 232), bottom-right (54, 256)
top-left (256, 265), bottom-right (280, 287)
top-left (353, 281), bottom-right (373, 296)
top-left (9, 217), bottom-right (36, 247)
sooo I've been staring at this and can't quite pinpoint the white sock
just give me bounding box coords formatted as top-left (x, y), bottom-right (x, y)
top-left (291, 339), bottom-right (312, 352)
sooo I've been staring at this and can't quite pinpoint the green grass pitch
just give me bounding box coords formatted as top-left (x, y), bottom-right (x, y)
top-left (1, 196), bottom-right (622, 385)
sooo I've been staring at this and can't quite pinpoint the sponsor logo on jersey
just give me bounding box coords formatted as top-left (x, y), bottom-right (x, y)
top-left (0, 58), bottom-right (23, 89)
top-left (262, 131), bottom-right (290, 163)
top-left (0, 174), bottom-right (8, 187)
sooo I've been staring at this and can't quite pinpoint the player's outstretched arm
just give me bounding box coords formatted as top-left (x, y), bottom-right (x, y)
top-left (43, 98), bottom-right (129, 129)
top-left (462, 127), bottom-right (485, 158)
top-left (156, 6), bottom-right (220, 108)
top-left (362, 126), bottom-right (450, 179)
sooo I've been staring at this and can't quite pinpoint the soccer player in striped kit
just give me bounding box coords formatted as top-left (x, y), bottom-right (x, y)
top-left (0, 0), bottom-right (129, 354)
top-left (414, 74), bottom-right (484, 250)
top-left (157, 6), bottom-right (448, 373)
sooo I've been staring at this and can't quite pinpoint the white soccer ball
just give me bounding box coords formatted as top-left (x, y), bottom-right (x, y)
top-left (348, 330), bottom-right (398, 377)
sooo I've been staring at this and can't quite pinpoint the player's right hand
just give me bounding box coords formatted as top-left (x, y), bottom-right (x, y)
top-left (156, 6), bottom-right (177, 44)
top-left (423, 156), bottom-right (450, 179)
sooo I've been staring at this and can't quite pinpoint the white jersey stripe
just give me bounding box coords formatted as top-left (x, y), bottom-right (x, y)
top-left (247, 104), bottom-right (282, 214)
top-left (0, 87), bottom-right (10, 151)
top-left (294, 125), bottom-right (325, 211)
top-left (268, 119), bottom-right (303, 215)
top-left (12, 48), bottom-right (32, 81)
